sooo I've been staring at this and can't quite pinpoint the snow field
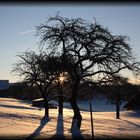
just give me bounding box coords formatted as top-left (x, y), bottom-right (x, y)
top-left (0, 97), bottom-right (140, 139)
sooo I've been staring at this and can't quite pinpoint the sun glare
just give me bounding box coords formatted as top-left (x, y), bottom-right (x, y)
top-left (59, 75), bottom-right (65, 84)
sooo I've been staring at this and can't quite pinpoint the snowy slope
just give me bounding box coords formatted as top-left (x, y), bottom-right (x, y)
top-left (50, 96), bottom-right (126, 112)
top-left (0, 97), bottom-right (140, 139)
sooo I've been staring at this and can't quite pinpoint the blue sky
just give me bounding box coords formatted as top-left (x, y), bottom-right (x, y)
top-left (0, 4), bottom-right (140, 83)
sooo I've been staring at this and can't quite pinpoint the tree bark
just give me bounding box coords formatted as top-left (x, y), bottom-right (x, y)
top-left (58, 84), bottom-right (63, 115)
top-left (44, 99), bottom-right (49, 117)
top-left (70, 83), bottom-right (82, 130)
top-left (38, 86), bottom-right (49, 118)
top-left (116, 94), bottom-right (121, 119)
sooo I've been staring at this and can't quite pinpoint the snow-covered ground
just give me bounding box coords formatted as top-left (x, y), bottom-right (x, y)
top-left (0, 97), bottom-right (140, 139)
top-left (50, 96), bottom-right (126, 112)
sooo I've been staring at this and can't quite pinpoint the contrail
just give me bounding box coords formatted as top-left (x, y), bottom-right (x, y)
top-left (18, 29), bottom-right (35, 35)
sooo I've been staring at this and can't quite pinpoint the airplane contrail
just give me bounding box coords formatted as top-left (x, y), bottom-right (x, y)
top-left (18, 29), bottom-right (35, 35)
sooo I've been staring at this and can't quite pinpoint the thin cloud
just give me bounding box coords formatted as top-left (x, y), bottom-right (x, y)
top-left (18, 29), bottom-right (35, 35)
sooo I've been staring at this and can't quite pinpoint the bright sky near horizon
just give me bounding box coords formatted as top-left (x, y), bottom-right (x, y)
top-left (1, 3), bottom-right (140, 83)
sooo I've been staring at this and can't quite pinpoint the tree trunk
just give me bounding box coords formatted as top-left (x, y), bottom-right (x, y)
top-left (58, 84), bottom-right (63, 115)
top-left (38, 86), bottom-right (49, 118)
top-left (44, 99), bottom-right (49, 117)
top-left (89, 93), bottom-right (94, 139)
top-left (116, 94), bottom-right (121, 119)
top-left (70, 83), bottom-right (82, 130)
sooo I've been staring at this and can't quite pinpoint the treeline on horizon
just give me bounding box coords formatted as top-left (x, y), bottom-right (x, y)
top-left (0, 81), bottom-right (139, 103)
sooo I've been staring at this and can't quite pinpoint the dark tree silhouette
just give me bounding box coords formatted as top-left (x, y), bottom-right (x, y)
top-left (36, 14), bottom-right (140, 130)
top-left (12, 50), bottom-right (60, 118)
top-left (102, 74), bottom-right (130, 119)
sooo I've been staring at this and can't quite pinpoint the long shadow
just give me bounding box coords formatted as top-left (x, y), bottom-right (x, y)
top-left (52, 114), bottom-right (65, 140)
top-left (26, 116), bottom-right (50, 139)
top-left (123, 119), bottom-right (140, 129)
top-left (0, 104), bottom-right (37, 110)
top-left (0, 97), bottom-right (32, 106)
top-left (71, 119), bottom-right (84, 140)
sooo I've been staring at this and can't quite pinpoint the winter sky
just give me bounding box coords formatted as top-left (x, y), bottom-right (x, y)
top-left (0, 3), bottom-right (140, 83)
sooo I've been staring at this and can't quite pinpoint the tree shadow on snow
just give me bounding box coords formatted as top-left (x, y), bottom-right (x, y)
top-left (0, 104), bottom-right (37, 110)
top-left (123, 119), bottom-right (140, 129)
top-left (51, 114), bottom-right (65, 140)
top-left (26, 116), bottom-right (50, 139)
top-left (71, 119), bottom-right (84, 140)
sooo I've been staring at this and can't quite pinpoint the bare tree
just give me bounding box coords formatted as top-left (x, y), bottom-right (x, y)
top-left (113, 75), bottom-right (129, 119)
top-left (36, 14), bottom-right (140, 130)
top-left (12, 50), bottom-right (59, 118)
top-left (102, 74), bottom-right (130, 119)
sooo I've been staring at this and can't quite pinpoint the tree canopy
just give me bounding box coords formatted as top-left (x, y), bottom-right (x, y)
top-left (13, 14), bottom-right (140, 131)
top-left (36, 14), bottom-right (140, 84)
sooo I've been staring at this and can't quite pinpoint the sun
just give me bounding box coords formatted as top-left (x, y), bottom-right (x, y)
top-left (59, 76), bottom-right (65, 84)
